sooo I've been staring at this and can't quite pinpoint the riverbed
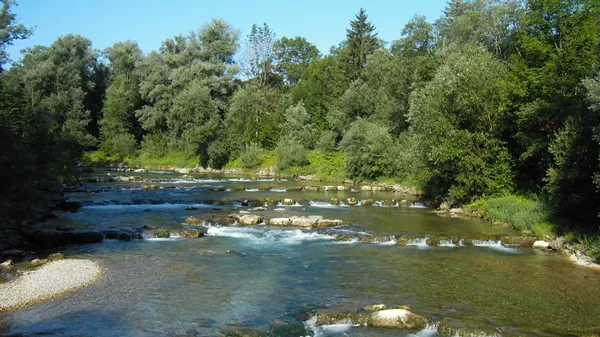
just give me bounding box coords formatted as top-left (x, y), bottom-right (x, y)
top-left (2, 170), bottom-right (599, 337)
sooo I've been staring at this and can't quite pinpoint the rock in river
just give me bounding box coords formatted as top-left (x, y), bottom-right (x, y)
top-left (238, 215), bottom-right (263, 226)
top-left (369, 309), bottom-right (428, 329)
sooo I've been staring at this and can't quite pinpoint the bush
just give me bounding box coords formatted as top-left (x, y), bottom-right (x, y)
top-left (238, 144), bottom-right (265, 169)
top-left (100, 133), bottom-right (138, 159)
top-left (275, 138), bottom-right (309, 170)
top-left (207, 140), bottom-right (231, 169)
top-left (141, 133), bottom-right (169, 158)
top-left (340, 120), bottom-right (398, 180)
top-left (316, 130), bottom-right (338, 153)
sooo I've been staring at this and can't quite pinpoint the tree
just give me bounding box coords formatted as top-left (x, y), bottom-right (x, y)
top-left (345, 8), bottom-right (381, 79)
top-left (21, 34), bottom-right (98, 155)
top-left (100, 41), bottom-right (144, 157)
top-left (392, 15), bottom-right (434, 56)
top-left (273, 36), bottom-right (320, 86)
top-left (240, 23), bottom-right (280, 86)
top-left (340, 119), bottom-right (398, 180)
top-left (407, 44), bottom-right (514, 202)
top-left (0, 0), bottom-right (33, 70)
top-left (136, 19), bottom-right (240, 165)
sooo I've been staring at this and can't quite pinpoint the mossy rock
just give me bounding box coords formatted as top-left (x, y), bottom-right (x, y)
top-left (330, 198), bottom-right (340, 206)
top-left (184, 216), bottom-right (202, 225)
top-left (346, 198), bottom-right (358, 206)
top-left (361, 199), bottom-right (375, 207)
top-left (315, 311), bottom-right (369, 326)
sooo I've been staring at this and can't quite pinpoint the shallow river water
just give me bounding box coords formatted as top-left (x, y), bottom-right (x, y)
top-left (2, 170), bottom-right (600, 337)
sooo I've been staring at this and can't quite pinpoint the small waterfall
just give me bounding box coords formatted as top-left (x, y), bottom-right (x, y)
top-left (303, 315), bottom-right (356, 337)
top-left (407, 237), bottom-right (429, 248)
top-left (270, 188), bottom-right (287, 192)
top-left (438, 239), bottom-right (457, 247)
top-left (245, 188), bottom-right (259, 192)
top-left (472, 239), bottom-right (502, 247)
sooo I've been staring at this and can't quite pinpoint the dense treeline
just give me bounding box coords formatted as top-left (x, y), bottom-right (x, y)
top-left (1, 0), bottom-right (600, 237)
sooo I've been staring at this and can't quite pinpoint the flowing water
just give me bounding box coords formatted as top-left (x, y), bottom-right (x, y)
top-left (2, 170), bottom-right (600, 337)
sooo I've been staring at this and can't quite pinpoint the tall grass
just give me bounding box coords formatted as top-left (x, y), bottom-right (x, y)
top-left (467, 195), bottom-right (554, 236)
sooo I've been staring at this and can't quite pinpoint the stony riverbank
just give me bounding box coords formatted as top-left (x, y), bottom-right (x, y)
top-left (0, 259), bottom-right (102, 311)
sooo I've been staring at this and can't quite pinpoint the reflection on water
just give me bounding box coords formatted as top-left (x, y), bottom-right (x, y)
top-left (2, 171), bottom-right (600, 337)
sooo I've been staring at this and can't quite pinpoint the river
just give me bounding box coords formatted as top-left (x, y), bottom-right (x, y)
top-left (1, 170), bottom-right (600, 337)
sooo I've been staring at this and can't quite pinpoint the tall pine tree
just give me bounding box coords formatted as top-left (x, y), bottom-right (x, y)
top-left (345, 8), bottom-right (380, 79)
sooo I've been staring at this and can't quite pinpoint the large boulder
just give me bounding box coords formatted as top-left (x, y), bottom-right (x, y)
top-left (170, 229), bottom-right (204, 238)
top-left (290, 216), bottom-right (322, 227)
top-left (282, 198), bottom-right (295, 206)
top-left (26, 229), bottom-right (71, 246)
top-left (346, 198), bottom-right (358, 206)
top-left (268, 218), bottom-right (291, 226)
top-left (184, 216), bottom-right (203, 225)
top-left (369, 309), bottom-right (428, 330)
top-left (330, 198), bottom-right (340, 206)
top-left (143, 229), bottom-right (170, 239)
top-left (238, 215), bottom-right (263, 226)
top-left (316, 219), bottom-right (343, 227)
top-left (533, 240), bottom-right (551, 250)
top-left (361, 199), bottom-right (375, 207)
top-left (322, 186), bottom-right (337, 191)
top-left (70, 230), bottom-right (104, 244)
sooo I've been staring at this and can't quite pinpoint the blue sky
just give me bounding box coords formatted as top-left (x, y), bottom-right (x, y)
top-left (6, 0), bottom-right (449, 62)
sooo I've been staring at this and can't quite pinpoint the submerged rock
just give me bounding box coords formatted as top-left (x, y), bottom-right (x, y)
top-left (143, 229), bottom-right (170, 239)
top-left (317, 219), bottom-right (343, 227)
top-left (304, 186), bottom-right (320, 191)
top-left (369, 309), bottom-right (428, 329)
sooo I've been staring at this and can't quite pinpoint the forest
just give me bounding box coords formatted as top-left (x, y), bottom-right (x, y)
top-left (1, 0), bottom-right (600, 256)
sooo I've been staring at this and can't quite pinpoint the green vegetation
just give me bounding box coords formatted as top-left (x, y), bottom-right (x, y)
top-left (2, 0), bottom-right (600, 257)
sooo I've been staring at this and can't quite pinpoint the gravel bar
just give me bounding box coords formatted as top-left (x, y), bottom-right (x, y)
top-left (0, 259), bottom-right (102, 311)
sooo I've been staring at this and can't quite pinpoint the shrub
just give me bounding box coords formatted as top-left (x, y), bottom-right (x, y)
top-left (238, 144), bottom-right (265, 169)
top-left (275, 138), bottom-right (309, 170)
top-left (100, 133), bottom-right (138, 159)
top-left (340, 119), bottom-right (398, 180)
top-left (316, 130), bottom-right (338, 153)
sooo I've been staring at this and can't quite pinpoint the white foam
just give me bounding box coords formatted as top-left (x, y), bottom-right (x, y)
top-left (82, 203), bottom-right (212, 210)
top-left (162, 179), bottom-right (222, 184)
top-left (309, 201), bottom-right (338, 208)
top-left (407, 237), bottom-right (430, 249)
top-left (228, 178), bottom-right (251, 182)
top-left (334, 238), bottom-right (360, 244)
top-left (409, 323), bottom-right (439, 337)
top-left (245, 188), bottom-right (259, 192)
top-left (473, 240), bottom-right (522, 254)
top-left (377, 239), bottom-right (397, 246)
top-left (438, 239), bottom-right (458, 247)
top-left (205, 226), bottom-right (335, 245)
top-left (409, 202), bottom-right (427, 209)
top-left (303, 316), bottom-right (356, 337)
top-left (270, 188), bottom-right (287, 192)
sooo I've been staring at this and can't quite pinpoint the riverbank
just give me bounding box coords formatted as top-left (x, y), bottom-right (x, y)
top-left (436, 195), bottom-right (600, 267)
top-left (0, 259), bottom-right (102, 311)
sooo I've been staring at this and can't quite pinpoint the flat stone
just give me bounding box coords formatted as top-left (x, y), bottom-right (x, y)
top-left (268, 218), bottom-right (291, 226)
top-left (238, 215), bottom-right (263, 226)
top-left (369, 309), bottom-right (428, 329)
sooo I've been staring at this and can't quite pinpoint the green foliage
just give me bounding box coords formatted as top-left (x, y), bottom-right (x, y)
top-left (467, 195), bottom-right (552, 232)
top-left (130, 152), bottom-right (199, 168)
top-left (316, 130), bottom-right (338, 153)
top-left (226, 83), bottom-right (284, 149)
top-left (0, 0), bottom-right (33, 69)
top-left (238, 144), bottom-right (266, 169)
top-left (340, 120), bottom-right (398, 181)
top-left (345, 8), bottom-right (381, 79)
top-left (281, 101), bottom-right (315, 148)
top-left (274, 36), bottom-right (320, 86)
top-left (100, 132), bottom-right (138, 159)
top-left (306, 150), bottom-right (346, 181)
top-left (408, 44), bottom-right (514, 202)
top-left (275, 138), bottom-right (309, 170)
